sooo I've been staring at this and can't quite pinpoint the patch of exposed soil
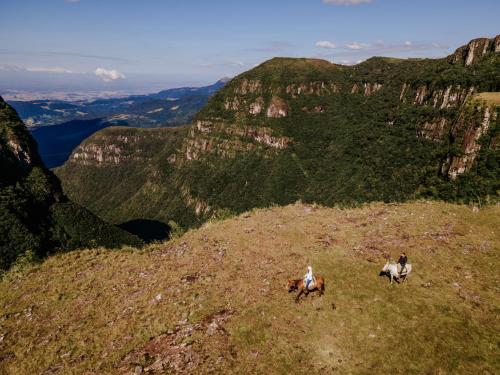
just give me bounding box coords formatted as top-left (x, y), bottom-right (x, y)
top-left (118, 310), bottom-right (234, 374)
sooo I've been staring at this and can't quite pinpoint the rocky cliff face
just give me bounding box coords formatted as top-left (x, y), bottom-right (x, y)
top-left (67, 127), bottom-right (181, 166)
top-left (0, 97), bottom-right (54, 186)
top-left (448, 36), bottom-right (500, 66)
top-left (0, 97), bottom-right (142, 269)
top-left (444, 104), bottom-right (498, 179)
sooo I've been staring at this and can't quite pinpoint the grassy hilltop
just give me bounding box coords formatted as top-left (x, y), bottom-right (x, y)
top-left (1, 201), bottom-right (498, 374)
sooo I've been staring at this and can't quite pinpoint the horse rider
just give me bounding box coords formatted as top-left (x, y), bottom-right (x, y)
top-left (398, 252), bottom-right (408, 277)
top-left (304, 266), bottom-right (313, 291)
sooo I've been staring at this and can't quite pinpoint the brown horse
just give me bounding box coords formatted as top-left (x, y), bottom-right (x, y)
top-left (287, 275), bottom-right (325, 302)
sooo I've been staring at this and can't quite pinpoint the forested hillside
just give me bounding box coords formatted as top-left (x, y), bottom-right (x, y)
top-left (56, 36), bottom-right (500, 231)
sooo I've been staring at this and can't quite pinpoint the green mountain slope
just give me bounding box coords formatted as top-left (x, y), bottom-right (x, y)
top-left (0, 97), bottom-right (143, 270)
top-left (56, 36), bottom-right (500, 230)
top-left (1, 201), bottom-right (498, 374)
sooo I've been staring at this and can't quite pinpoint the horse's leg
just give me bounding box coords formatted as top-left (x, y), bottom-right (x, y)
top-left (295, 288), bottom-right (304, 302)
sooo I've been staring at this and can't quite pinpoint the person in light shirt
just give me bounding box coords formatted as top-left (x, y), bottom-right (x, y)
top-left (304, 265), bottom-right (313, 291)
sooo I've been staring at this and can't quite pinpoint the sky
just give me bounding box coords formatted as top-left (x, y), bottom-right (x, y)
top-left (0, 0), bottom-right (499, 95)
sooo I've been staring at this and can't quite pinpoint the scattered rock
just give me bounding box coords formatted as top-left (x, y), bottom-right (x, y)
top-left (206, 321), bottom-right (219, 336)
top-left (317, 234), bottom-right (335, 247)
top-left (119, 310), bottom-right (234, 374)
top-left (181, 273), bottom-right (199, 283)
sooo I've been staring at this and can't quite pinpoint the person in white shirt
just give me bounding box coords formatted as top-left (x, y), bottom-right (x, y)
top-left (304, 265), bottom-right (313, 291)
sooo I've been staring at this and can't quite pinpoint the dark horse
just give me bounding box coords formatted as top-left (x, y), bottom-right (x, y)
top-left (287, 276), bottom-right (325, 302)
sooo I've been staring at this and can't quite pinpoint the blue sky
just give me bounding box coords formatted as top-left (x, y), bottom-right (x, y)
top-left (0, 0), bottom-right (499, 93)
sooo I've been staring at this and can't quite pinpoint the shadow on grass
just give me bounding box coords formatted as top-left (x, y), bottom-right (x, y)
top-left (119, 219), bottom-right (171, 243)
top-left (379, 271), bottom-right (401, 284)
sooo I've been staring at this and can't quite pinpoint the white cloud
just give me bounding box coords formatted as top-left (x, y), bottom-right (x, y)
top-left (94, 67), bottom-right (126, 82)
top-left (323, 0), bottom-right (372, 5)
top-left (316, 41), bottom-right (337, 49)
top-left (65, 0), bottom-right (80, 3)
top-left (404, 41), bottom-right (412, 46)
top-left (346, 42), bottom-right (368, 50)
top-left (0, 65), bottom-right (78, 74)
top-left (0, 64), bottom-right (24, 72)
top-left (27, 67), bottom-right (75, 74)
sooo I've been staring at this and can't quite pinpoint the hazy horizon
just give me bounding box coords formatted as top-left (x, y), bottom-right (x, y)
top-left (1, 0), bottom-right (499, 98)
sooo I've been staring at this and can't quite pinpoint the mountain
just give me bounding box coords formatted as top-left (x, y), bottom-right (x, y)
top-left (0, 96), bottom-right (143, 270)
top-left (1, 201), bottom-right (498, 373)
top-left (14, 79), bottom-right (226, 168)
top-left (56, 36), bottom-right (500, 231)
top-left (8, 79), bottom-right (227, 128)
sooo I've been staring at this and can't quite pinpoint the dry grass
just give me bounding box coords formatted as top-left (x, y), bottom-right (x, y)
top-left (0, 201), bottom-right (499, 374)
top-left (473, 92), bottom-right (500, 106)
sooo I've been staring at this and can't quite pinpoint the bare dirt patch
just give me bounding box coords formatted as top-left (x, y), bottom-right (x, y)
top-left (118, 310), bottom-right (234, 374)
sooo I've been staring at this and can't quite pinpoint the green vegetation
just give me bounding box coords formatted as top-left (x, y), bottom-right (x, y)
top-left (0, 201), bottom-right (498, 373)
top-left (55, 126), bottom-right (198, 228)
top-left (0, 97), bottom-right (142, 270)
top-left (56, 39), bottom-right (499, 232)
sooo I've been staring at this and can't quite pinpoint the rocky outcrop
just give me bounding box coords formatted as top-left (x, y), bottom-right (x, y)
top-left (185, 136), bottom-right (254, 161)
top-left (417, 118), bottom-right (449, 142)
top-left (249, 97), bottom-right (264, 115)
top-left (224, 125), bottom-right (290, 149)
top-left (285, 81), bottom-right (338, 97)
top-left (181, 185), bottom-right (211, 217)
top-left (442, 105), bottom-right (497, 179)
top-left (68, 129), bottom-right (178, 166)
top-left (347, 82), bottom-right (383, 96)
top-left (400, 83), bottom-right (409, 101)
top-left (302, 106), bottom-right (326, 113)
top-left (185, 120), bottom-right (290, 161)
top-left (0, 97), bottom-right (43, 177)
top-left (6, 136), bottom-right (34, 169)
top-left (266, 96), bottom-right (289, 118)
top-left (72, 144), bottom-right (127, 165)
top-left (406, 84), bottom-right (474, 108)
top-left (363, 82), bottom-right (383, 96)
top-left (234, 79), bottom-right (262, 95)
top-left (223, 96), bottom-right (242, 111)
top-left (448, 35), bottom-right (500, 66)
